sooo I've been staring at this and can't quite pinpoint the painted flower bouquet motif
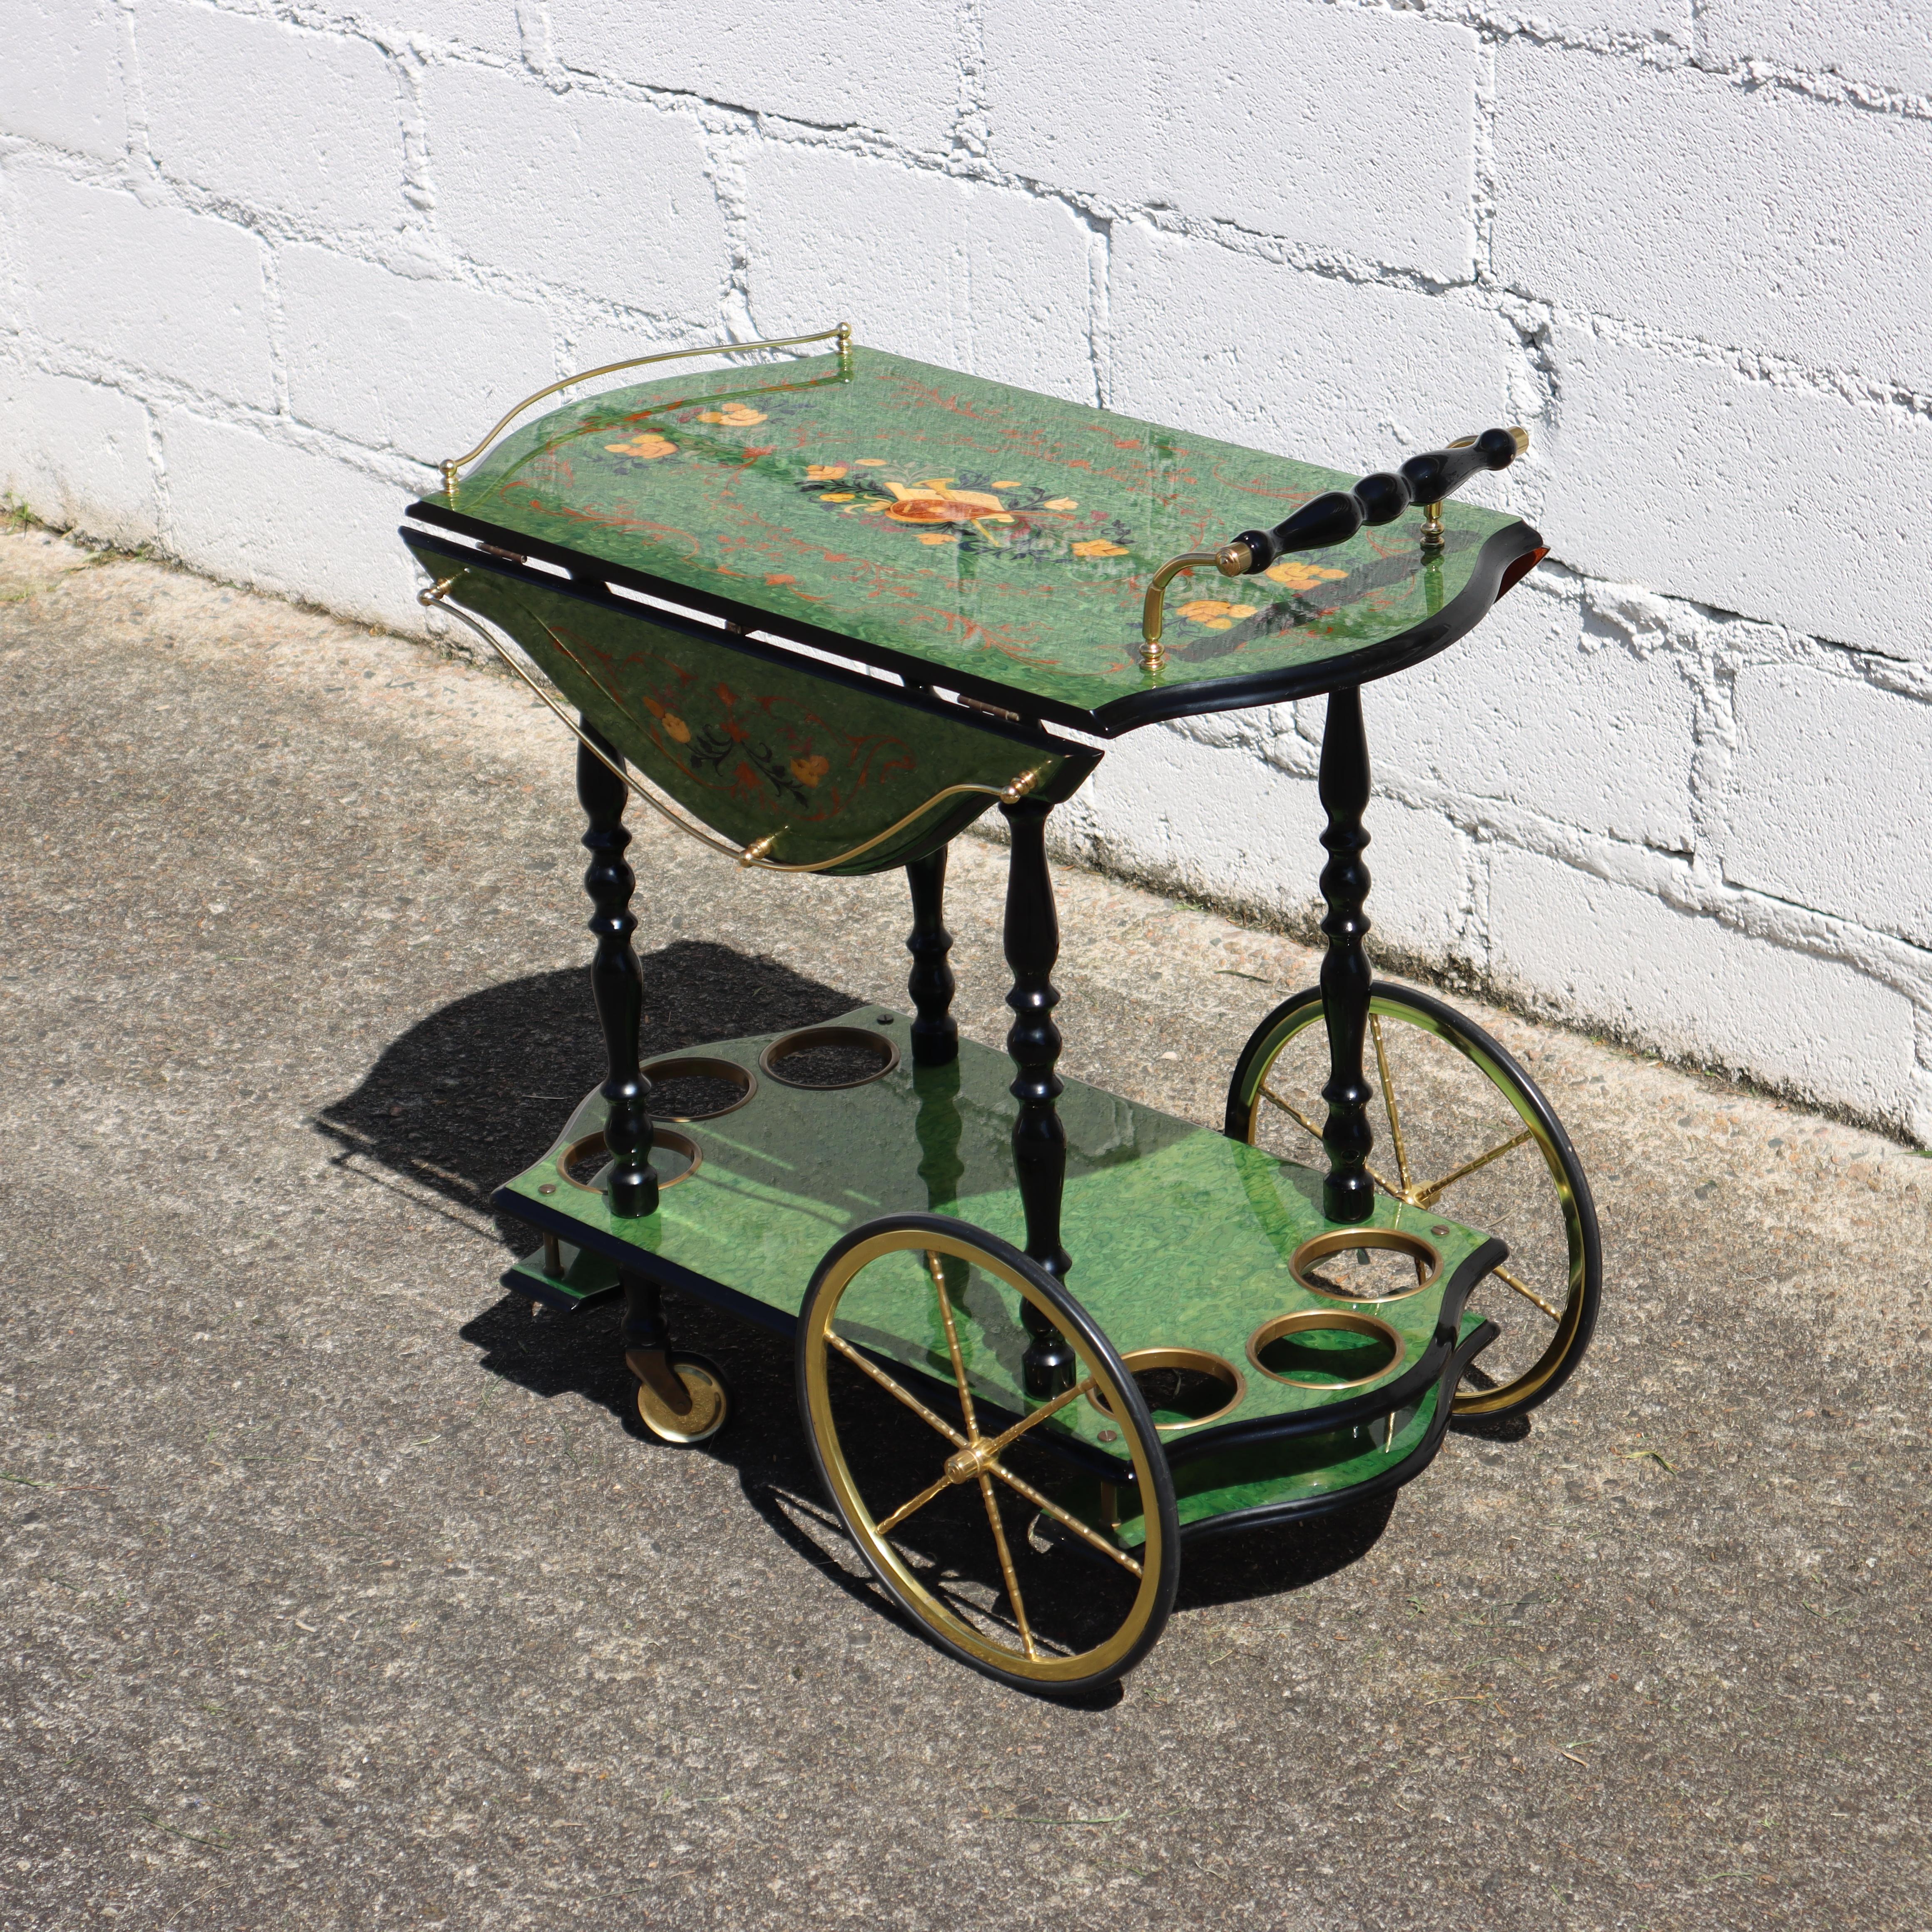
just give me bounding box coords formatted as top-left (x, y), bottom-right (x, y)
top-left (546, 368), bottom-right (1436, 663)
top-left (794, 459), bottom-right (1135, 562)
top-left (598, 390), bottom-right (814, 476)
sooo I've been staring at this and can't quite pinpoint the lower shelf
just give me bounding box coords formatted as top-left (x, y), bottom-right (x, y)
top-left (492, 1005), bottom-right (1507, 1469)
top-left (500, 1227), bottom-right (1496, 1541)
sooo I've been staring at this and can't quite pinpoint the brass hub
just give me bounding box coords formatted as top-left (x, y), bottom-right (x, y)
top-left (944, 1441), bottom-right (996, 1484)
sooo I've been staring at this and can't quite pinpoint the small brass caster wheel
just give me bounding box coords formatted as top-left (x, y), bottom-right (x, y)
top-left (627, 1347), bottom-right (729, 1445)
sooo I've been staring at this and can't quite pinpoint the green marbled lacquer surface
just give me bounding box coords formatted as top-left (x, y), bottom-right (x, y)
top-left (406, 544), bottom-right (1089, 874)
top-left (500, 1010), bottom-right (1500, 1461)
top-left (431, 348), bottom-right (1521, 716)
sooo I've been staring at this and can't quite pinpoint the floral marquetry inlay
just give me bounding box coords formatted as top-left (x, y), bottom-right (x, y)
top-left (436, 346), bottom-right (1532, 724)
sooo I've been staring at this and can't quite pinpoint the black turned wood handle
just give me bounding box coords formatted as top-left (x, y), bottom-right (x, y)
top-left (1227, 425), bottom-right (1527, 574)
top-left (1138, 425), bottom-right (1527, 664)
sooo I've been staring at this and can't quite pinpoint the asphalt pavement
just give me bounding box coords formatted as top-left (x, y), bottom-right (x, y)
top-left (2, 523), bottom-right (1927, 1930)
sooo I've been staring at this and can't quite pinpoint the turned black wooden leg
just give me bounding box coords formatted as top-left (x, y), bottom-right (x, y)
top-left (620, 1267), bottom-right (669, 1354)
top-left (620, 1266), bottom-right (692, 1417)
top-left (1317, 685), bottom-right (1376, 1225)
top-left (1001, 798), bottom-right (1076, 1397)
top-left (904, 844), bottom-right (959, 1067)
top-left (577, 721), bottom-right (657, 1219)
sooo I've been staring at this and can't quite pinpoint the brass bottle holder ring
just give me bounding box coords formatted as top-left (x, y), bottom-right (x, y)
top-left (1288, 1227), bottom-right (1441, 1304)
top-left (1246, 1309), bottom-right (1405, 1390)
top-left (758, 1024), bottom-right (901, 1090)
top-left (559, 1126), bottom-right (701, 1193)
top-left (1085, 1347), bottom-right (1247, 1434)
top-left (640, 1054), bottom-right (757, 1121)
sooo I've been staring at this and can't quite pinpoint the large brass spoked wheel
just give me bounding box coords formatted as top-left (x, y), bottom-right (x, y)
top-left (797, 1214), bottom-right (1180, 1695)
top-left (1226, 983), bottom-right (1601, 1420)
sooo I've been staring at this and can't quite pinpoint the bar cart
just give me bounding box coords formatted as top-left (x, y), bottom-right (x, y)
top-left (399, 325), bottom-right (1601, 1693)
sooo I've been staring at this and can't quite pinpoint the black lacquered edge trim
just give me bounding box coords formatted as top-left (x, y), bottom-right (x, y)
top-left (1091, 523), bottom-right (1544, 733)
top-left (1175, 1316), bottom-right (1501, 1547)
top-left (408, 501), bottom-right (1542, 738)
top-left (406, 502), bottom-right (1111, 736)
top-left (1157, 1235), bottom-right (1506, 1467)
top-left (403, 527), bottom-right (1100, 804)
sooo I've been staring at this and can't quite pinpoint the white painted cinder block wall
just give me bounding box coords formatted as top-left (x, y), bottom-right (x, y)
top-left (5, 2), bottom-right (1931, 1137)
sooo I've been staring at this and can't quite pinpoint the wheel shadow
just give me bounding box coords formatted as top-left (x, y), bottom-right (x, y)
top-left (457, 1273), bottom-right (1402, 1691)
top-left (1449, 1411), bottom-right (1534, 1443)
top-left (1171, 1498), bottom-right (1397, 1611)
top-left (317, 938), bottom-right (1415, 1686)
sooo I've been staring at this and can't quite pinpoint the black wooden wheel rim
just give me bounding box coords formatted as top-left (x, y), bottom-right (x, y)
top-left (796, 1213), bottom-right (1180, 1695)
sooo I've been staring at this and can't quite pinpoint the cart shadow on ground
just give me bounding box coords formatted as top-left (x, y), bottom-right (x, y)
top-left (314, 941), bottom-right (1478, 1693)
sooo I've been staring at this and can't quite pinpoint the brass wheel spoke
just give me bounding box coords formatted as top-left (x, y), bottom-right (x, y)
top-left (1258, 1081), bottom-right (1325, 1146)
top-left (986, 1456), bottom-right (1144, 1578)
top-left (977, 1473), bottom-right (1038, 1659)
top-left (928, 1248), bottom-right (1041, 1653)
top-left (976, 1375), bottom-right (1093, 1462)
top-left (1371, 1014), bottom-right (1414, 1196)
top-left (926, 1250), bottom-right (982, 1442)
top-left (1414, 1128), bottom-right (1534, 1206)
top-left (826, 1330), bottom-right (967, 1447)
top-left (1257, 1083), bottom-right (1408, 1201)
top-left (875, 1467), bottom-right (954, 1536)
top-left (1491, 1263), bottom-right (1564, 1324)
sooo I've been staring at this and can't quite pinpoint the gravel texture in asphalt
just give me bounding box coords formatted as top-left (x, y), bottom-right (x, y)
top-left (2, 527), bottom-right (1928, 1930)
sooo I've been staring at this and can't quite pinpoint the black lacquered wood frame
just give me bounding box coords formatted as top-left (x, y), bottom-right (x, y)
top-left (408, 498), bottom-right (1544, 737)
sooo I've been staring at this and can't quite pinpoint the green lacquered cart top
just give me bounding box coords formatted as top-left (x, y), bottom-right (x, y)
top-left (417, 346), bottom-right (1539, 734)
top-left (501, 1011), bottom-right (1501, 1460)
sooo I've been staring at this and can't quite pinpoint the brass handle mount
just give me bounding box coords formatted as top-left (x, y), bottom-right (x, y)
top-left (1138, 543), bottom-right (1255, 671)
